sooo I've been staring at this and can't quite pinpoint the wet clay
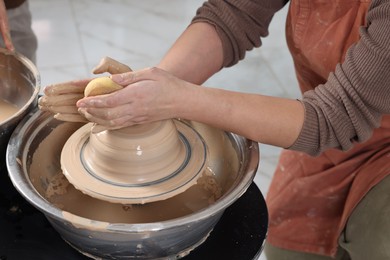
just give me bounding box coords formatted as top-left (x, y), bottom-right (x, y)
top-left (29, 121), bottom-right (238, 224)
top-left (0, 99), bottom-right (19, 123)
top-left (61, 120), bottom-right (208, 204)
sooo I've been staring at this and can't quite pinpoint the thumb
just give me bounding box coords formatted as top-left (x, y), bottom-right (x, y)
top-left (110, 71), bottom-right (138, 85)
top-left (110, 73), bottom-right (126, 84)
top-left (110, 67), bottom-right (160, 85)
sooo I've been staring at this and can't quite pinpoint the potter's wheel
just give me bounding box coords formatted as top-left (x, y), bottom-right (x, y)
top-left (61, 119), bottom-right (207, 204)
top-left (7, 108), bottom-right (263, 259)
top-left (0, 162), bottom-right (268, 259)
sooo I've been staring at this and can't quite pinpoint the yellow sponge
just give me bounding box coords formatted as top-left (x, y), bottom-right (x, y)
top-left (84, 77), bottom-right (123, 97)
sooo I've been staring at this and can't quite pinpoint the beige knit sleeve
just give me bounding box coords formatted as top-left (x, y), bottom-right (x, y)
top-left (290, 0), bottom-right (390, 155)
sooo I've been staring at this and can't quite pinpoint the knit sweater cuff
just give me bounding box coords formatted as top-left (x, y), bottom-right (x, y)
top-left (288, 101), bottom-right (321, 156)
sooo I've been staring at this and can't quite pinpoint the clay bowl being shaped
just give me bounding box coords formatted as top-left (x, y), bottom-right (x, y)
top-left (6, 109), bottom-right (259, 260)
top-left (0, 48), bottom-right (40, 167)
top-left (61, 119), bottom-right (208, 204)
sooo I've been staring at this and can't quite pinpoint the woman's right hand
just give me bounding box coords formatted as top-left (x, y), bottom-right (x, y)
top-left (76, 67), bottom-right (193, 129)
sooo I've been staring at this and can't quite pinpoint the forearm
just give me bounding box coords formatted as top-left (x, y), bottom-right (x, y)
top-left (80, 65), bottom-right (303, 148)
top-left (157, 22), bottom-right (223, 85)
top-left (176, 84), bottom-right (305, 148)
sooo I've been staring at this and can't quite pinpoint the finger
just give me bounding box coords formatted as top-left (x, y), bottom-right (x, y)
top-left (0, 0), bottom-right (14, 51)
top-left (38, 93), bottom-right (83, 106)
top-left (77, 90), bottom-right (126, 109)
top-left (1, 26), bottom-right (13, 51)
top-left (84, 113), bottom-right (139, 129)
top-left (110, 67), bottom-right (161, 86)
top-left (80, 107), bottom-right (150, 129)
top-left (78, 104), bottom-right (138, 125)
top-left (44, 80), bottom-right (90, 96)
top-left (40, 104), bottom-right (79, 115)
top-left (46, 105), bottom-right (79, 114)
top-left (110, 71), bottom-right (138, 86)
top-left (78, 106), bottom-right (116, 121)
top-left (54, 113), bottom-right (88, 123)
top-left (78, 109), bottom-right (114, 126)
top-left (92, 56), bottom-right (132, 75)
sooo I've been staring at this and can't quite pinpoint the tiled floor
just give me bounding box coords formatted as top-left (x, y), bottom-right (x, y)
top-left (29, 1), bottom-right (300, 259)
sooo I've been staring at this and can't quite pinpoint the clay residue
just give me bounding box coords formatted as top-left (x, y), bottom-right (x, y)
top-left (196, 168), bottom-right (222, 204)
top-left (62, 211), bottom-right (110, 230)
top-left (45, 173), bottom-right (70, 198)
top-left (43, 169), bottom-right (223, 224)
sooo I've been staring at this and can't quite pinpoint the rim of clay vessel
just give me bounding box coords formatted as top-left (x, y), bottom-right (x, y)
top-left (60, 119), bottom-right (207, 204)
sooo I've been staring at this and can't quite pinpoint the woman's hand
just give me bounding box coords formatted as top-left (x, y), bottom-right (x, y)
top-left (0, 0), bottom-right (14, 51)
top-left (38, 79), bottom-right (91, 122)
top-left (77, 67), bottom-right (190, 128)
top-left (38, 56), bottom-right (132, 122)
top-left (77, 66), bottom-right (304, 148)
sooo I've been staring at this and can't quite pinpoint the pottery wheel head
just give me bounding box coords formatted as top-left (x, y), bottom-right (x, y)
top-left (60, 119), bottom-right (207, 204)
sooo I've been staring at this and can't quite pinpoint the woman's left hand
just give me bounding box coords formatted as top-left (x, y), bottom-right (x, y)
top-left (0, 0), bottom-right (14, 51)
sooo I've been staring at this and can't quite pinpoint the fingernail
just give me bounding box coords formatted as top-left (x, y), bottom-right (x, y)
top-left (77, 101), bottom-right (86, 107)
top-left (111, 74), bottom-right (124, 83)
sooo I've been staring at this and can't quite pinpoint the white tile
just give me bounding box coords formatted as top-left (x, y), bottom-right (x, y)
top-left (71, 0), bottom-right (203, 69)
top-left (38, 65), bottom-right (90, 92)
top-left (205, 49), bottom-right (289, 97)
top-left (31, 0), bottom-right (86, 69)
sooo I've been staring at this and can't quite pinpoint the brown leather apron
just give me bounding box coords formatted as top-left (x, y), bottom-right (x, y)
top-left (266, 0), bottom-right (390, 256)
